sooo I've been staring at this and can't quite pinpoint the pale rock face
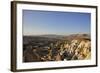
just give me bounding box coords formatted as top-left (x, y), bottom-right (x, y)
top-left (77, 41), bottom-right (85, 49)
top-left (84, 41), bottom-right (91, 48)
top-left (64, 44), bottom-right (69, 49)
top-left (55, 53), bottom-right (61, 61)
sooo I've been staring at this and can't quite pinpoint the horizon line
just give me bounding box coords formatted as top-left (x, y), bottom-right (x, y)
top-left (23, 33), bottom-right (90, 36)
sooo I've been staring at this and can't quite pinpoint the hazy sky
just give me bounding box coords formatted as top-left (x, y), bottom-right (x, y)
top-left (23, 10), bottom-right (91, 35)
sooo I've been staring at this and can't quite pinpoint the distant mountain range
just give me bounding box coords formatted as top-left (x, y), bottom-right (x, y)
top-left (24, 33), bottom-right (90, 40)
top-left (37, 34), bottom-right (65, 38)
top-left (64, 34), bottom-right (91, 40)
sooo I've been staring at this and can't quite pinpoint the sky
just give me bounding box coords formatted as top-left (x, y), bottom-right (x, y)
top-left (23, 10), bottom-right (91, 35)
